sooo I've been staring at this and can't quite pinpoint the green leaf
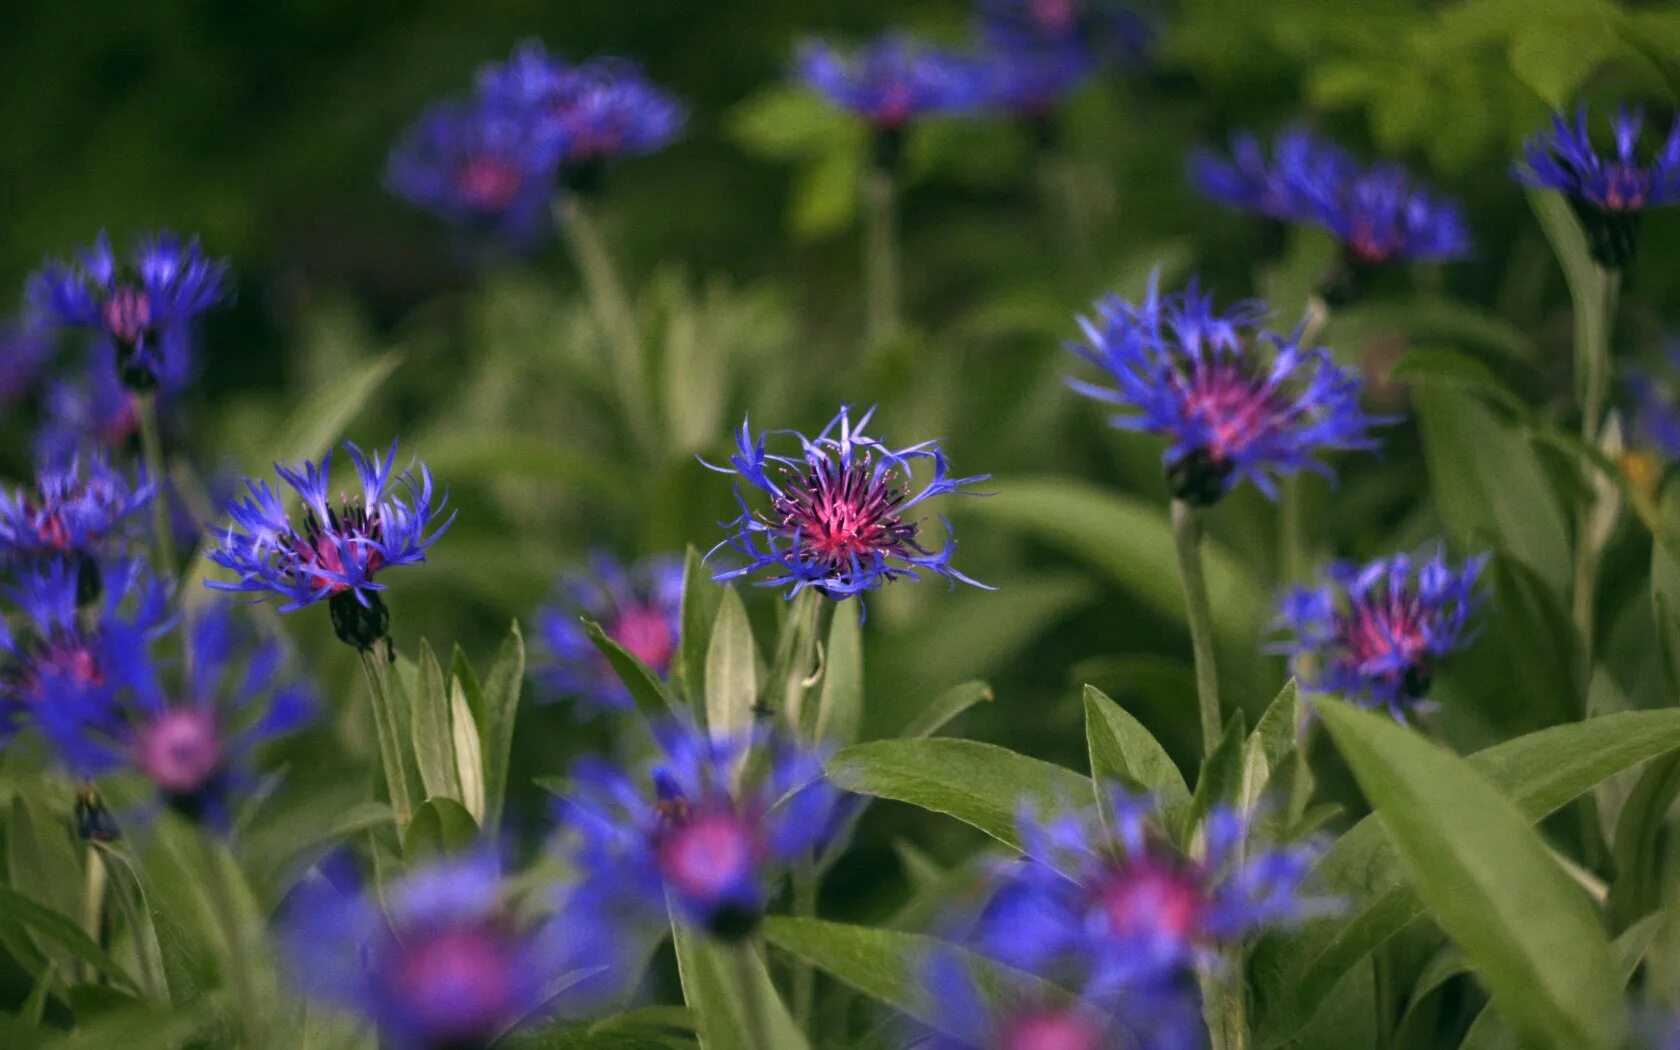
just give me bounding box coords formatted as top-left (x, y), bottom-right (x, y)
top-left (0, 886), bottom-right (138, 995)
top-left (1509, 19), bottom-right (1612, 108)
top-left (1388, 347), bottom-right (1530, 419)
top-left (676, 546), bottom-right (724, 714)
top-left (1608, 751), bottom-right (1680, 929)
top-left (669, 919), bottom-right (808, 1050)
top-left (704, 586), bottom-right (758, 739)
top-left (826, 739), bottom-right (1090, 851)
top-left (1187, 711), bottom-right (1246, 835)
top-left (1240, 680), bottom-right (1302, 815)
top-left (403, 798), bottom-right (480, 862)
top-left (1252, 709), bottom-right (1680, 1046)
top-left (1082, 685), bottom-right (1191, 836)
top-left (463, 622), bottom-right (524, 832)
top-left (275, 352), bottom-right (403, 466)
top-left (451, 677), bottom-right (487, 825)
top-left (1314, 698), bottom-right (1619, 1050)
top-left (410, 639), bottom-right (460, 803)
top-left (815, 606), bottom-right (863, 743)
top-left (897, 680), bottom-right (993, 739)
top-left (585, 618), bottom-right (681, 722)
top-left (5, 795), bottom-right (88, 981)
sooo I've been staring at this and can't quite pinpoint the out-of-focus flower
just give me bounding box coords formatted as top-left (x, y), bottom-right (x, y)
top-left (534, 551), bottom-right (683, 712)
top-left (1193, 128), bottom-right (1471, 270)
top-left (705, 405), bottom-right (989, 603)
top-left (1516, 105), bottom-right (1680, 267)
top-left (1273, 549), bottom-right (1488, 719)
top-left (0, 558), bottom-right (170, 744)
top-left (0, 456), bottom-right (152, 575)
top-left (977, 42), bottom-right (1094, 121)
top-left (386, 99), bottom-right (563, 247)
top-left (26, 231), bottom-right (230, 391)
top-left (553, 719), bottom-right (843, 939)
top-left (0, 321), bottom-right (51, 412)
top-left (207, 440), bottom-right (452, 649)
top-left (283, 854), bottom-right (610, 1049)
top-left (797, 35), bottom-right (985, 136)
top-left (33, 342), bottom-right (152, 461)
top-left (976, 0), bottom-right (1151, 66)
top-left (1624, 344), bottom-right (1680, 499)
top-left (33, 602), bottom-right (313, 827)
top-left (1067, 275), bottom-right (1386, 504)
top-left (477, 42), bottom-right (685, 184)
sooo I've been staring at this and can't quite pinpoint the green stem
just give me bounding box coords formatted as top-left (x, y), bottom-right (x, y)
top-left (1203, 959), bottom-right (1250, 1050)
top-left (135, 393), bottom-right (176, 576)
top-left (79, 845), bottom-right (106, 985)
top-left (863, 167), bottom-right (901, 348)
top-left (733, 940), bottom-right (774, 1049)
top-left (1172, 499), bottom-right (1223, 757)
top-left (556, 195), bottom-right (657, 456)
top-left (1571, 265), bottom-right (1621, 663)
top-left (790, 864), bottom-right (818, 1030)
top-left (358, 648), bottom-right (414, 830)
top-left (198, 831), bottom-right (262, 1049)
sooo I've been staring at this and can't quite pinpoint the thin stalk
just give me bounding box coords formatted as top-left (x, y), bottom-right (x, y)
top-left (135, 393), bottom-right (176, 576)
top-left (79, 846), bottom-right (106, 985)
top-left (556, 195), bottom-right (657, 456)
top-left (790, 864), bottom-right (818, 1029)
top-left (1172, 499), bottom-right (1223, 756)
top-left (863, 167), bottom-right (901, 348)
top-left (198, 831), bottom-right (262, 1049)
top-left (358, 648), bottom-right (414, 830)
top-left (733, 940), bottom-right (774, 1049)
top-left (1570, 266), bottom-right (1622, 661)
top-left (1202, 960), bottom-right (1250, 1050)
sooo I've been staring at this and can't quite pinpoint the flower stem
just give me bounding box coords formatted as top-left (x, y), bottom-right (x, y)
top-left (556, 195), bottom-right (658, 457)
top-left (135, 393), bottom-right (176, 577)
top-left (1571, 265), bottom-right (1621, 662)
top-left (863, 167), bottom-right (901, 348)
top-left (1172, 499), bottom-right (1223, 757)
top-left (198, 830), bottom-right (263, 1049)
top-left (1203, 961), bottom-right (1250, 1050)
top-left (733, 939), bottom-right (775, 1049)
top-left (357, 647), bottom-right (414, 830)
top-left (79, 845), bottom-right (106, 985)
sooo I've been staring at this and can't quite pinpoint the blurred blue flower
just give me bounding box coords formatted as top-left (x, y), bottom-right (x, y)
top-left (977, 42), bottom-right (1094, 120)
top-left (797, 35), bottom-right (985, 131)
top-left (1273, 549), bottom-right (1488, 719)
top-left (26, 231), bottom-right (230, 391)
top-left (1194, 128), bottom-right (1470, 267)
top-left (0, 321), bottom-right (51, 412)
top-left (283, 853), bottom-right (612, 1049)
top-left (553, 718), bottom-right (843, 939)
top-left (207, 440), bottom-right (452, 635)
top-left (705, 405), bottom-right (990, 603)
top-left (976, 0), bottom-right (1151, 66)
top-left (1625, 343), bottom-right (1680, 461)
top-left (1067, 274), bottom-right (1386, 503)
top-left (534, 551), bottom-right (683, 712)
top-left (0, 455), bottom-right (153, 570)
top-left (478, 42), bottom-right (685, 177)
top-left (0, 558), bottom-right (170, 745)
top-left (387, 98), bottom-right (562, 246)
top-left (33, 601), bottom-right (313, 827)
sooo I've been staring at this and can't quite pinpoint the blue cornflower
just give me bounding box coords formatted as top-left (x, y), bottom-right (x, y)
top-left (977, 42), bottom-right (1095, 120)
top-left (534, 551), bottom-right (683, 712)
top-left (1625, 343), bottom-right (1680, 466)
top-left (207, 440), bottom-right (452, 647)
top-left (1273, 548), bottom-right (1488, 719)
top-left (0, 456), bottom-right (153, 572)
top-left (0, 558), bottom-right (170, 744)
top-left (797, 35), bottom-right (985, 133)
top-left (553, 718), bottom-right (843, 939)
top-left (1516, 105), bottom-right (1680, 266)
top-left (477, 42), bottom-right (685, 183)
top-left (34, 352), bottom-right (146, 462)
top-left (26, 231), bottom-right (230, 392)
top-left (32, 602), bottom-right (313, 827)
top-left (1194, 128), bottom-right (1470, 269)
top-left (0, 321), bottom-right (51, 412)
top-left (386, 98), bottom-right (562, 246)
top-left (283, 854), bottom-right (613, 1049)
top-left (976, 0), bottom-right (1151, 65)
top-left (704, 405), bottom-right (990, 603)
top-left (1068, 275), bottom-right (1386, 504)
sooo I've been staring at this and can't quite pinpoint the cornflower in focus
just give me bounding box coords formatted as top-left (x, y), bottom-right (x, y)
top-left (1067, 275), bottom-right (1385, 504)
top-left (797, 35), bottom-right (985, 167)
top-left (706, 405), bottom-right (989, 604)
top-left (1273, 549), bottom-right (1488, 720)
top-left (1516, 105), bottom-right (1680, 268)
top-left (207, 440), bottom-right (452, 650)
top-left (0, 456), bottom-right (153, 593)
top-left (554, 719), bottom-right (842, 939)
top-left (27, 231), bottom-right (230, 391)
top-left (534, 551), bottom-right (683, 712)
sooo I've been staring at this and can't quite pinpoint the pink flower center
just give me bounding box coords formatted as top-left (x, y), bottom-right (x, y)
top-left (610, 606), bottom-right (676, 674)
top-left (101, 286), bottom-right (153, 346)
top-left (771, 455), bottom-right (922, 573)
top-left (393, 926), bottom-right (518, 1043)
top-left (457, 155), bottom-right (522, 213)
top-left (656, 807), bottom-right (759, 899)
top-left (1337, 592), bottom-right (1431, 688)
top-left (1091, 859), bottom-right (1206, 944)
top-left (1601, 167), bottom-right (1650, 212)
top-left (292, 499), bottom-right (384, 592)
top-left (1029, 0), bottom-right (1081, 34)
top-left (134, 709), bottom-right (223, 795)
top-left (998, 1009), bottom-right (1103, 1050)
top-left (1180, 360), bottom-right (1290, 463)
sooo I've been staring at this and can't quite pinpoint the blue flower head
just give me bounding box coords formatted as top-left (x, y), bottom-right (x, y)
top-left (1067, 275), bottom-right (1387, 503)
top-left (0, 456), bottom-right (153, 575)
top-left (534, 551), bottom-right (683, 713)
top-left (386, 98), bottom-right (563, 247)
top-left (1273, 548), bottom-right (1488, 720)
top-left (553, 718), bottom-right (844, 939)
top-left (33, 348), bottom-right (147, 462)
top-left (0, 558), bottom-right (170, 746)
top-left (1193, 128), bottom-right (1470, 277)
top-left (705, 405), bottom-right (990, 604)
top-left (1516, 105), bottom-right (1680, 266)
top-left (797, 34), bottom-right (985, 166)
top-left (283, 853), bottom-right (613, 1049)
top-left (977, 42), bottom-right (1095, 120)
top-left (976, 0), bottom-right (1152, 66)
top-left (0, 320), bottom-right (51, 412)
top-left (207, 440), bottom-right (452, 649)
top-left (1625, 342), bottom-right (1680, 464)
top-left (477, 42), bottom-right (685, 187)
top-left (27, 231), bottom-right (230, 392)
top-left (32, 600), bottom-right (314, 828)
